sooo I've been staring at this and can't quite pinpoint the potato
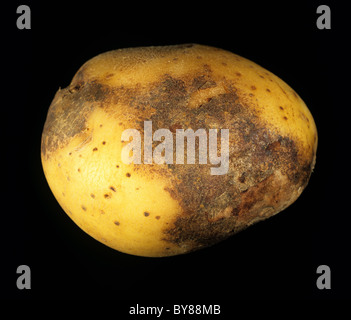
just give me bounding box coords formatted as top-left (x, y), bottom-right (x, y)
top-left (41, 44), bottom-right (317, 257)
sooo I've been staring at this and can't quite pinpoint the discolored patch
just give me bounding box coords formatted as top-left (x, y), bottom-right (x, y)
top-left (41, 80), bottom-right (113, 158)
top-left (164, 208), bottom-right (238, 251)
top-left (154, 74), bottom-right (313, 250)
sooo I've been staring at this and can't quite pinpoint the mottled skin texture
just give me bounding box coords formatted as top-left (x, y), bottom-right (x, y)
top-left (41, 44), bottom-right (317, 257)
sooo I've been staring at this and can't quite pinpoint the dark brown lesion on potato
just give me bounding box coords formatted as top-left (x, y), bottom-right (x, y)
top-left (41, 82), bottom-right (98, 157)
top-left (41, 77), bottom-right (125, 158)
top-left (143, 72), bottom-right (314, 252)
top-left (163, 137), bottom-right (311, 253)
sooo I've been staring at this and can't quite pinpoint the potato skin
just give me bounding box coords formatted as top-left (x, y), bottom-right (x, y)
top-left (41, 44), bottom-right (317, 257)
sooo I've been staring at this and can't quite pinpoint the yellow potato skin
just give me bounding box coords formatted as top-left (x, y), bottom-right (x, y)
top-left (41, 44), bottom-right (317, 257)
top-left (42, 107), bottom-right (184, 256)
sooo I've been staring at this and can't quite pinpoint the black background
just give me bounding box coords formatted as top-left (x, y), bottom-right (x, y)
top-left (2, 0), bottom-right (350, 304)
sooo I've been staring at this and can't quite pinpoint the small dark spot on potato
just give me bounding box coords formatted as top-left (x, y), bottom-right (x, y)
top-left (283, 116), bottom-right (288, 120)
top-left (259, 75), bottom-right (265, 79)
top-left (222, 62), bottom-right (227, 66)
top-left (238, 172), bottom-right (247, 183)
top-left (116, 165), bottom-right (120, 168)
top-left (100, 210), bottom-right (105, 214)
top-left (266, 88), bottom-right (271, 92)
top-left (104, 193), bottom-right (111, 199)
top-left (249, 93), bottom-right (254, 97)
top-left (144, 212), bottom-right (150, 217)
top-left (279, 106), bottom-right (284, 110)
top-left (77, 168), bottom-right (81, 172)
top-left (90, 193), bottom-right (95, 199)
top-left (105, 73), bottom-right (114, 78)
top-left (126, 173), bottom-right (131, 177)
top-left (109, 186), bottom-right (116, 192)
top-left (81, 205), bottom-right (87, 211)
top-left (235, 72), bottom-right (242, 76)
top-left (93, 147), bottom-right (98, 151)
top-left (68, 83), bottom-right (83, 93)
top-left (114, 221), bottom-right (120, 226)
top-left (69, 152), bottom-right (72, 156)
top-left (203, 64), bottom-right (211, 73)
top-left (155, 216), bottom-right (161, 220)
top-left (100, 124), bottom-right (103, 127)
top-left (136, 187), bottom-right (139, 190)
top-left (251, 85), bottom-right (256, 90)
top-left (119, 122), bottom-right (122, 126)
top-left (102, 141), bottom-right (106, 145)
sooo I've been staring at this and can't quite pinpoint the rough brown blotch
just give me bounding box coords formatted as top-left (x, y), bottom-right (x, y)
top-left (148, 74), bottom-right (314, 251)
